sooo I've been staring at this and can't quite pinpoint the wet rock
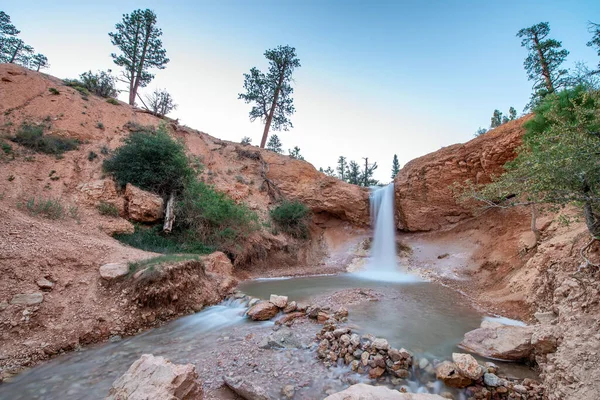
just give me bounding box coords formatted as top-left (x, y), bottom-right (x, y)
top-left (125, 183), bottom-right (164, 223)
top-left (258, 326), bottom-right (303, 349)
top-left (296, 302), bottom-right (309, 312)
top-left (418, 358), bottom-right (430, 369)
top-left (281, 384), bottom-right (295, 399)
top-left (452, 353), bottom-right (484, 380)
top-left (392, 368), bottom-right (410, 379)
top-left (459, 324), bottom-right (534, 361)
top-left (283, 301), bottom-right (297, 313)
top-left (307, 305), bottom-right (321, 318)
top-left (269, 294), bottom-right (288, 308)
top-left (106, 354), bottom-right (202, 400)
top-left (36, 278), bottom-right (54, 290)
top-left (513, 384), bottom-right (527, 394)
top-left (483, 373), bottom-right (505, 387)
top-left (10, 292), bottom-right (43, 306)
top-left (317, 311), bottom-right (331, 323)
top-left (339, 334), bottom-right (351, 347)
top-left (275, 311), bottom-right (305, 326)
top-left (248, 298), bottom-right (260, 308)
top-left (333, 327), bottom-right (350, 338)
top-left (369, 366), bottom-right (385, 379)
top-left (372, 338), bottom-right (390, 351)
top-left (223, 375), bottom-right (268, 400)
top-left (435, 361), bottom-right (472, 388)
top-left (361, 351), bottom-right (370, 366)
top-left (324, 383), bottom-right (446, 399)
top-left (484, 362), bottom-right (498, 374)
top-left (350, 333), bottom-right (360, 347)
top-left (334, 307), bottom-right (348, 319)
top-left (247, 301), bottom-right (279, 321)
top-left (99, 263), bottom-right (129, 280)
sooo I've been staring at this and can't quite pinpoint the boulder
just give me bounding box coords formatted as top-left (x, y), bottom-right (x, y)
top-left (258, 326), bottom-right (304, 349)
top-left (372, 338), bottom-right (390, 351)
top-left (36, 278), bottom-right (54, 290)
top-left (275, 311), bottom-right (305, 326)
top-left (78, 179), bottom-right (125, 215)
top-left (125, 183), bottom-right (164, 223)
top-left (459, 324), bottom-right (534, 361)
top-left (283, 301), bottom-right (297, 313)
top-left (246, 301), bottom-right (279, 321)
top-left (100, 263), bottom-right (129, 280)
top-left (201, 251), bottom-right (233, 276)
top-left (269, 294), bottom-right (288, 308)
top-left (106, 354), bottom-right (203, 400)
top-left (435, 361), bottom-right (472, 388)
top-left (452, 353), bottom-right (484, 380)
top-left (223, 375), bottom-right (268, 400)
top-left (10, 292), bottom-right (43, 306)
top-left (324, 383), bottom-right (445, 399)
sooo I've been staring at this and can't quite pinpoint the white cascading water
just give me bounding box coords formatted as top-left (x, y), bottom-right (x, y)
top-left (355, 183), bottom-right (419, 282)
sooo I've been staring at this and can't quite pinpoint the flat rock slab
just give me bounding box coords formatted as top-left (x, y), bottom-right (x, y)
top-left (324, 384), bottom-right (445, 399)
top-left (10, 292), bottom-right (43, 305)
top-left (459, 325), bottom-right (534, 361)
top-left (100, 263), bottom-right (129, 280)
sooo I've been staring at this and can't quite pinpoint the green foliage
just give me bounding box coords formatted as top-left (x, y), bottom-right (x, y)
top-left (391, 154), bottom-right (400, 179)
top-left (490, 109), bottom-right (503, 128)
top-left (78, 70), bottom-right (118, 98)
top-left (114, 225), bottom-right (213, 255)
top-left (238, 45), bottom-right (301, 148)
top-left (270, 200), bottom-right (310, 238)
top-left (127, 254), bottom-right (201, 276)
top-left (360, 157), bottom-right (378, 186)
top-left (96, 201), bottom-right (119, 217)
top-left (12, 123), bottom-right (79, 155)
top-left (109, 9), bottom-right (169, 105)
top-left (106, 98), bottom-right (120, 105)
top-left (588, 22), bottom-right (600, 74)
top-left (459, 87), bottom-right (600, 236)
top-left (177, 180), bottom-right (259, 246)
top-left (288, 146), bottom-right (304, 160)
top-left (48, 88), bottom-right (60, 95)
top-left (322, 166), bottom-right (335, 177)
top-left (240, 136), bottom-right (252, 145)
top-left (346, 160), bottom-right (361, 185)
top-left (337, 156), bottom-right (348, 181)
top-left (266, 134), bottom-right (283, 153)
top-left (100, 145), bottom-right (110, 155)
top-left (1, 141), bottom-right (12, 154)
top-left (18, 196), bottom-right (77, 220)
top-left (517, 22), bottom-right (569, 107)
top-left (31, 53), bottom-right (49, 71)
top-left (509, 107), bottom-right (518, 120)
top-left (96, 122), bottom-right (104, 129)
top-left (475, 127), bottom-right (488, 136)
top-left (102, 125), bottom-right (193, 195)
top-left (88, 151), bottom-right (98, 161)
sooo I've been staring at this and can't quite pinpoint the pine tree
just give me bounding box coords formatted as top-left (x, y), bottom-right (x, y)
top-left (475, 127), bottom-right (488, 137)
top-left (391, 154), bottom-right (400, 179)
top-left (346, 160), bottom-right (361, 185)
top-left (517, 22), bottom-right (569, 106)
top-left (288, 146), bottom-right (304, 160)
top-left (337, 156), bottom-right (348, 181)
top-left (361, 157), bottom-right (378, 187)
top-left (490, 109), bottom-right (503, 128)
top-left (266, 134), bottom-right (283, 154)
top-left (109, 9), bottom-right (169, 105)
top-left (323, 166), bottom-right (335, 177)
top-left (238, 45), bottom-right (301, 148)
top-left (0, 11), bottom-right (19, 56)
top-left (30, 54), bottom-right (48, 71)
top-left (509, 106), bottom-right (517, 120)
top-left (588, 22), bottom-right (600, 75)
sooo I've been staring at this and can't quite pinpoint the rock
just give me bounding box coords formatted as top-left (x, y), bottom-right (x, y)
top-left (106, 354), bottom-right (202, 400)
top-left (334, 307), bottom-right (349, 319)
top-left (125, 183), bottom-right (164, 223)
top-left (372, 338), bottom-right (390, 351)
top-left (394, 117), bottom-right (526, 231)
top-left (36, 278), bottom-right (54, 290)
top-left (369, 366), bottom-right (385, 379)
top-left (418, 358), bottom-right (430, 369)
top-left (388, 348), bottom-right (411, 362)
top-left (534, 311), bottom-right (556, 324)
top-left (223, 375), bottom-right (268, 400)
top-left (0, 301), bottom-right (8, 311)
top-left (513, 384), bottom-right (527, 394)
top-left (78, 179), bottom-right (125, 215)
top-left (248, 298), bottom-right (260, 307)
top-left (317, 311), bottom-right (330, 323)
top-left (392, 368), bottom-right (410, 379)
top-left (281, 384), bottom-right (295, 399)
top-left (452, 353), bottom-right (484, 380)
top-left (333, 327), bottom-right (350, 338)
top-left (361, 351), bottom-right (370, 366)
top-left (459, 324), bottom-right (535, 361)
top-left (295, 303), bottom-right (309, 312)
top-left (324, 383), bottom-right (446, 399)
top-left (10, 292), bottom-right (43, 305)
top-left (483, 373), bottom-right (504, 387)
top-left (247, 301), bottom-right (279, 321)
top-left (274, 311), bottom-right (305, 326)
top-left (350, 334), bottom-right (360, 347)
top-left (99, 263), bottom-right (129, 280)
top-left (201, 251), bottom-right (233, 276)
top-left (435, 361), bottom-right (472, 388)
top-left (258, 326), bottom-right (303, 349)
top-left (307, 305), bottom-right (320, 318)
top-left (531, 327), bottom-right (558, 355)
top-left (283, 301), bottom-right (297, 313)
top-left (518, 231), bottom-right (538, 251)
top-left (269, 294), bottom-right (288, 308)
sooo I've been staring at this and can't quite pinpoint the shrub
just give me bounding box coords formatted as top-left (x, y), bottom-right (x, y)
top-left (48, 88), bottom-right (60, 95)
top-left (240, 136), bottom-right (252, 145)
top-left (127, 254), bottom-right (200, 276)
top-left (78, 70), bottom-right (118, 98)
top-left (270, 200), bottom-right (310, 238)
top-left (114, 225), bottom-right (213, 254)
top-left (177, 180), bottom-right (259, 246)
top-left (145, 88), bottom-right (177, 117)
top-left (88, 151), bottom-right (98, 161)
top-left (100, 145), bottom-right (110, 155)
top-left (102, 125), bottom-right (193, 195)
top-left (19, 197), bottom-right (68, 220)
top-left (12, 123), bottom-right (79, 155)
top-left (96, 201), bottom-right (119, 217)
top-left (106, 98), bottom-right (120, 105)
top-left (96, 122), bottom-right (104, 130)
top-left (1, 142), bottom-right (12, 154)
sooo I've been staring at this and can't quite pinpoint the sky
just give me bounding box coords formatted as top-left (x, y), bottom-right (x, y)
top-left (4, 0), bottom-right (600, 182)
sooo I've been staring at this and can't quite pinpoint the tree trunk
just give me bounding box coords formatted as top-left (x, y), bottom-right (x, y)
top-left (36, 65), bottom-right (40, 72)
top-left (532, 34), bottom-right (554, 93)
top-left (260, 62), bottom-right (287, 148)
top-left (163, 193), bottom-right (175, 233)
top-left (9, 42), bottom-right (21, 63)
top-left (530, 203), bottom-right (541, 243)
top-left (584, 200), bottom-right (600, 238)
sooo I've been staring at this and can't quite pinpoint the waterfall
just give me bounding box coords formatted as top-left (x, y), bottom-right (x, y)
top-left (354, 183), bottom-right (419, 282)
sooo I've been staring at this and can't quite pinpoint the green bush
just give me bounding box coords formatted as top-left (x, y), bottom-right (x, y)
top-left (78, 70), bottom-right (118, 98)
top-left (12, 123), bottom-right (79, 155)
top-left (88, 151), bottom-right (98, 161)
top-left (48, 88), bottom-right (60, 95)
top-left (177, 180), bottom-right (259, 246)
top-left (106, 98), bottom-right (120, 105)
top-left (270, 200), bottom-right (310, 238)
top-left (114, 225), bottom-right (213, 254)
top-left (127, 254), bottom-right (200, 276)
top-left (97, 201), bottom-right (119, 217)
top-left (19, 197), bottom-right (68, 220)
top-left (102, 125), bottom-right (193, 195)
top-left (1, 142), bottom-right (12, 154)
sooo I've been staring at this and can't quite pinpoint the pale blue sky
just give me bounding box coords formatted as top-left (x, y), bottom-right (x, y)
top-left (4, 1), bottom-right (600, 181)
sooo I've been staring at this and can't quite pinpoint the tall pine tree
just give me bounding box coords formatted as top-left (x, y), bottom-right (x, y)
top-left (238, 45), bottom-right (301, 148)
top-left (337, 156), bottom-right (348, 181)
top-left (391, 154), bottom-right (400, 179)
top-left (588, 22), bottom-right (600, 75)
top-left (266, 134), bottom-right (283, 154)
top-left (346, 160), bottom-right (361, 185)
top-left (109, 9), bottom-right (169, 105)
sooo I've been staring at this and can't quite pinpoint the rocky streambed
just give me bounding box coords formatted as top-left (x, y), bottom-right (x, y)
top-left (0, 275), bottom-right (543, 399)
